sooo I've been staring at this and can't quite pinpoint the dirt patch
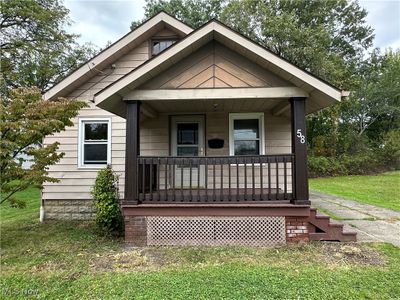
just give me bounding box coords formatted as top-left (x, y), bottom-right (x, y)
top-left (313, 242), bottom-right (386, 267)
top-left (92, 249), bottom-right (154, 272)
top-left (90, 243), bottom-right (386, 273)
top-left (30, 261), bottom-right (69, 273)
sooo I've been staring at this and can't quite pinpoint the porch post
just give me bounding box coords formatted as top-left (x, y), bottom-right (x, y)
top-left (290, 97), bottom-right (310, 204)
top-left (125, 100), bottom-right (141, 204)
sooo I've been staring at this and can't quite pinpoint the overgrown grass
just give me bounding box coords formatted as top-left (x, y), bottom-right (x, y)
top-left (309, 171), bottom-right (400, 211)
top-left (1, 187), bottom-right (400, 299)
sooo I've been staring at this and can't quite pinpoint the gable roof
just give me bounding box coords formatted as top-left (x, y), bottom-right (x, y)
top-left (94, 19), bottom-right (348, 117)
top-left (44, 12), bottom-right (193, 100)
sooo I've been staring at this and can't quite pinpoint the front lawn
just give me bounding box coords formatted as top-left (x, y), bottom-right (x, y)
top-left (1, 187), bottom-right (400, 299)
top-left (309, 171), bottom-right (400, 212)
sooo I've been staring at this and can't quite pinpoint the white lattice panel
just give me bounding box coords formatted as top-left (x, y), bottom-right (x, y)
top-left (147, 216), bottom-right (286, 246)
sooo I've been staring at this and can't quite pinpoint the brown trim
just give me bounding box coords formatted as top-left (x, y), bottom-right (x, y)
top-left (122, 204), bottom-right (310, 217)
top-left (124, 101), bottom-right (141, 203)
top-left (290, 97), bottom-right (309, 203)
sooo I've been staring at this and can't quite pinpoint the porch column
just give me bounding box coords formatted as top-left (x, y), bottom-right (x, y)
top-left (125, 100), bottom-right (141, 204)
top-left (290, 97), bottom-right (310, 204)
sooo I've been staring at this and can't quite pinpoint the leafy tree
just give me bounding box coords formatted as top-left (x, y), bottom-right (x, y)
top-left (1, 88), bottom-right (86, 207)
top-left (0, 0), bottom-right (97, 94)
top-left (0, 0), bottom-right (95, 206)
top-left (131, 0), bottom-right (226, 30)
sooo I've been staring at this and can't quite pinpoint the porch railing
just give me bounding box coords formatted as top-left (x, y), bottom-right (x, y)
top-left (136, 154), bottom-right (294, 203)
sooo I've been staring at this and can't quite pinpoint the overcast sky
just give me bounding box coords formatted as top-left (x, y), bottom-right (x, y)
top-left (64, 0), bottom-right (400, 50)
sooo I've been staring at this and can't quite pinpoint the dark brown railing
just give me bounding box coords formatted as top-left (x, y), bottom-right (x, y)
top-left (136, 154), bottom-right (294, 203)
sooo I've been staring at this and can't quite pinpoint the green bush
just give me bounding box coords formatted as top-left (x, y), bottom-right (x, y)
top-left (340, 153), bottom-right (380, 175)
top-left (91, 166), bottom-right (123, 236)
top-left (378, 130), bottom-right (400, 169)
top-left (308, 152), bottom-right (383, 178)
top-left (308, 156), bottom-right (348, 178)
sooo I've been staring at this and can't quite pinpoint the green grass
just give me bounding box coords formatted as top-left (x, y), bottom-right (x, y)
top-left (1, 187), bottom-right (400, 299)
top-left (0, 186), bottom-right (41, 225)
top-left (310, 171), bottom-right (400, 212)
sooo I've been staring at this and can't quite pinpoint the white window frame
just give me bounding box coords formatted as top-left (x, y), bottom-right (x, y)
top-left (229, 113), bottom-right (265, 156)
top-left (78, 117), bottom-right (112, 168)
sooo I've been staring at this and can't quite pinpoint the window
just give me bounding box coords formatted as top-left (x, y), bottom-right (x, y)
top-left (78, 118), bottom-right (111, 167)
top-left (229, 113), bottom-right (264, 156)
top-left (176, 123), bottom-right (199, 156)
top-left (151, 39), bottom-right (176, 56)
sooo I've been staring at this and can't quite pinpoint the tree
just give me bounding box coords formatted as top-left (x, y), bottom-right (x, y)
top-left (0, 88), bottom-right (86, 207)
top-left (131, 0), bottom-right (226, 30)
top-left (0, 0), bottom-right (97, 94)
top-left (338, 49), bottom-right (400, 152)
top-left (0, 0), bottom-right (95, 207)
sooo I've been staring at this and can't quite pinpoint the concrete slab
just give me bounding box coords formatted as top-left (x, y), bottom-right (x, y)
top-left (347, 220), bottom-right (400, 247)
top-left (311, 191), bottom-right (400, 220)
top-left (332, 209), bottom-right (371, 220)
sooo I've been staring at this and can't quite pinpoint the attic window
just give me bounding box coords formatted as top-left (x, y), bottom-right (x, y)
top-left (151, 39), bottom-right (176, 56)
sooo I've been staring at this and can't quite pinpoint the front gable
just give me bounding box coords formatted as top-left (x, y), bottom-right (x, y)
top-left (94, 20), bottom-right (347, 117)
top-left (140, 41), bottom-right (291, 89)
top-left (67, 26), bottom-right (187, 101)
top-left (44, 12), bottom-right (193, 101)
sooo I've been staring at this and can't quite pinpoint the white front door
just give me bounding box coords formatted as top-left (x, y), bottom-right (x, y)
top-left (171, 115), bottom-right (205, 188)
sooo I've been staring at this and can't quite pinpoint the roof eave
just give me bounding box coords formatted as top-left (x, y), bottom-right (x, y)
top-left (94, 21), bottom-right (344, 112)
top-left (43, 11), bottom-right (193, 101)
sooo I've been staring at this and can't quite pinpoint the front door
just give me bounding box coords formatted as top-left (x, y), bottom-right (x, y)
top-left (171, 115), bottom-right (205, 188)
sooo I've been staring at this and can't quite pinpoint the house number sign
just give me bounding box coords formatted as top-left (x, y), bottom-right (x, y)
top-left (297, 129), bottom-right (305, 144)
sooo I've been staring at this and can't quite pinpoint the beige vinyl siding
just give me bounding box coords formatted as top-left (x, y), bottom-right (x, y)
top-left (67, 41), bottom-right (149, 101)
top-left (43, 27), bottom-right (184, 202)
top-left (42, 102), bottom-right (126, 201)
top-left (43, 107), bottom-right (292, 201)
top-left (43, 35), bottom-right (151, 201)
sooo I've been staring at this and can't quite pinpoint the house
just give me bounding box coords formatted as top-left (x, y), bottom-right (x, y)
top-left (43, 12), bottom-right (356, 246)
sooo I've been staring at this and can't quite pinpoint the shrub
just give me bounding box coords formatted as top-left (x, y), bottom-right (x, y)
top-left (340, 153), bottom-right (380, 175)
top-left (378, 130), bottom-right (400, 169)
top-left (308, 153), bottom-right (382, 178)
top-left (308, 156), bottom-right (346, 178)
top-left (91, 166), bottom-right (123, 236)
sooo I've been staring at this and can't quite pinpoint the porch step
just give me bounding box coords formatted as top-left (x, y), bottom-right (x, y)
top-left (308, 208), bottom-right (357, 242)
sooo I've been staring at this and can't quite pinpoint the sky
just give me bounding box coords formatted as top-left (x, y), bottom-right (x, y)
top-left (64, 0), bottom-right (400, 50)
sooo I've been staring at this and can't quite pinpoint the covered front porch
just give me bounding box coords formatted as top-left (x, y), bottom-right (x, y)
top-left (122, 88), bottom-right (310, 207)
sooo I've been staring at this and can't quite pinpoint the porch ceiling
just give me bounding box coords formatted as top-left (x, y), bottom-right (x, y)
top-left (140, 97), bottom-right (286, 115)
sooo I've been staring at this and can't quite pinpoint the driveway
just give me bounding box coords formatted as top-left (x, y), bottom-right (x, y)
top-left (310, 191), bottom-right (400, 247)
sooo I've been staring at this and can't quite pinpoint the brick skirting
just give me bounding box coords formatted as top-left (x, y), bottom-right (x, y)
top-left (285, 217), bottom-right (310, 242)
top-left (125, 216), bottom-right (147, 246)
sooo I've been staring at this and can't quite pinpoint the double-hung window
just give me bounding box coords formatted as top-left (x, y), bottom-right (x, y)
top-left (78, 118), bottom-right (111, 167)
top-left (229, 113), bottom-right (264, 156)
